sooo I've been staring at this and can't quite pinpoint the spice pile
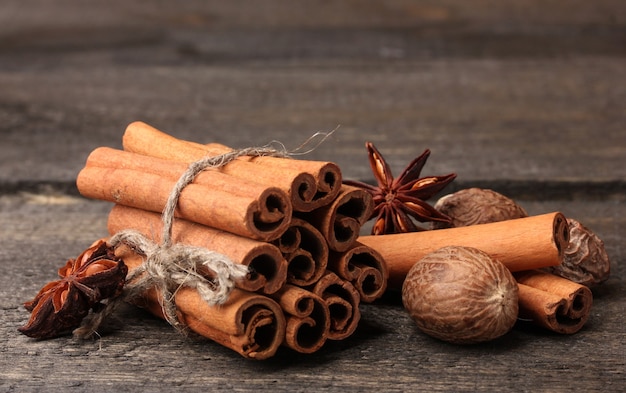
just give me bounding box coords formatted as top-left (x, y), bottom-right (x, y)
top-left (19, 123), bottom-right (611, 358)
top-left (348, 144), bottom-right (609, 344)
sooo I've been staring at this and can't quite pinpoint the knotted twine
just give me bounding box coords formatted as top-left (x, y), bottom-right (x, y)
top-left (74, 132), bottom-right (336, 339)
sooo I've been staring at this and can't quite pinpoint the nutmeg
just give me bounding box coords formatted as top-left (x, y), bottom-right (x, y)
top-left (432, 188), bottom-right (528, 229)
top-left (402, 246), bottom-right (519, 344)
top-left (542, 218), bottom-right (610, 287)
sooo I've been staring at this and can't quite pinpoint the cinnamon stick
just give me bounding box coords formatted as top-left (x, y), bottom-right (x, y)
top-left (302, 185), bottom-right (374, 252)
top-left (359, 212), bottom-right (569, 289)
top-left (269, 285), bottom-right (330, 354)
top-left (203, 141), bottom-right (342, 212)
top-left (87, 147), bottom-right (291, 207)
top-left (115, 245), bottom-right (286, 360)
top-left (122, 121), bottom-right (343, 212)
top-left (516, 270), bottom-right (592, 334)
top-left (328, 242), bottom-right (388, 303)
top-left (107, 204), bottom-right (288, 294)
top-left (308, 271), bottom-right (361, 340)
top-left (273, 218), bottom-right (328, 287)
top-left (77, 164), bottom-right (291, 242)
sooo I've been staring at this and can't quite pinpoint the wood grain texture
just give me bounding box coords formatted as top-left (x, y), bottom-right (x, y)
top-left (0, 2), bottom-right (624, 187)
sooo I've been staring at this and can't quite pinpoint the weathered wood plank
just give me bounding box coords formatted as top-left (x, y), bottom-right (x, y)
top-left (1, 59), bottom-right (624, 186)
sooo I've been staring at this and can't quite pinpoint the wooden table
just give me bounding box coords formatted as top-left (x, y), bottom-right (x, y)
top-left (1, 1), bottom-right (624, 391)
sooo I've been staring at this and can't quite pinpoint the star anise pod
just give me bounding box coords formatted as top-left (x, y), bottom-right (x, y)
top-left (344, 142), bottom-right (456, 235)
top-left (19, 239), bottom-right (128, 339)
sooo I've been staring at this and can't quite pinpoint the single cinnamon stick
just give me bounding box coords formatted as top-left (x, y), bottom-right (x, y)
top-left (77, 165), bottom-right (291, 242)
top-left (269, 285), bottom-right (330, 354)
top-left (107, 204), bottom-right (288, 294)
top-left (203, 141), bottom-right (343, 212)
top-left (87, 147), bottom-right (292, 211)
top-left (272, 218), bottom-right (328, 287)
top-left (328, 242), bottom-right (388, 303)
top-left (302, 185), bottom-right (374, 252)
top-left (308, 271), bottom-right (361, 340)
top-left (122, 121), bottom-right (343, 212)
top-left (516, 270), bottom-right (592, 334)
top-left (115, 245), bottom-right (286, 360)
top-left (359, 212), bottom-right (569, 289)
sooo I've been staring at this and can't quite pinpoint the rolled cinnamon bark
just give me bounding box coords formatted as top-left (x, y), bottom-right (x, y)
top-left (269, 285), bottom-right (330, 354)
top-left (273, 218), bottom-right (328, 287)
top-left (87, 147), bottom-right (291, 213)
top-left (516, 270), bottom-right (592, 334)
top-left (308, 271), bottom-right (361, 340)
top-left (203, 141), bottom-right (343, 212)
top-left (115, 245), bottom-right (286, 360)
top-left (77, 165), bottom-right (291, 242)
top-left (122, 121), bottom-right (342, 212)
top-left (107, 204), bottom-right (288, 294)
top-left (328, 242), bottom-right (388, 303)
top-left (359, 212), bottom-right (570, 289)
top-left (302, 185), bottom-right (374, 252)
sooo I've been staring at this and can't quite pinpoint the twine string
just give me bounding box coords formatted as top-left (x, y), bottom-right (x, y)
top-left (160, 146), bottom-right (290, 247)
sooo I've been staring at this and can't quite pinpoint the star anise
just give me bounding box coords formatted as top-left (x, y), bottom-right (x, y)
top-left (19, 239), bottom-right (128, 339)
top-left (344, 142), bottom-right (456, 235)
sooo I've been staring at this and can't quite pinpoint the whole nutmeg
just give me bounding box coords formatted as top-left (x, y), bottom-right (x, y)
top-left (402, 246), bottom-right (519, 344)
top-left (433, 188), bottom-right (527, 229)
top-left (542, 218), bottom-right (610, 287)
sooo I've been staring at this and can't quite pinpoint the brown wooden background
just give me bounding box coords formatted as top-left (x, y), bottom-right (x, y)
top-left (1, 1), bottom-right (624, 392)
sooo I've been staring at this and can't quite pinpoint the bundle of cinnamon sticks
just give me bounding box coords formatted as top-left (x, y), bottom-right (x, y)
top-left (77, 122), bottom-right (388, 359)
